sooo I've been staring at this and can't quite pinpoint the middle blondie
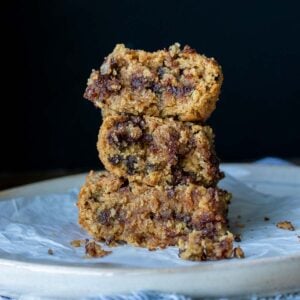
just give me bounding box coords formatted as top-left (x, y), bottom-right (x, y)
top-left (98, 114), bottom-right (222, 187)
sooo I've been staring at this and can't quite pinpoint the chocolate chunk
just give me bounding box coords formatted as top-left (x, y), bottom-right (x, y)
top-left (98, 209), bottom-right (111, 225)
top-left (166, 188), bottom-right (175, 199)
top-left (157, 67), bottom-right (165, 79)
top-left (108, 155), bottom-right (123, 165)
top-left (142, 133), bottom-right (153, 143)
top-left (166, 85), bottom-right (193, 97)
top-left (85, 75), bottom-right (121, 101)
top-left (146, 163), bottom-right (160, 172)
top-left (149, 212), bottom-right (155, 220)
top-left (116, 210), bottom-right (127, 224)
top-left (131, 75), bottom-right (153, 90)
top-left (159, 210), bottom-right (175, 221)
top-left (108, 118), bottom-right (144, 147)
top-left (125, 155), bottom-right (137, 175)
top-left (175, 213), bottom-right (192, 229)
top-left (151, 83), bottom-right (162, 93)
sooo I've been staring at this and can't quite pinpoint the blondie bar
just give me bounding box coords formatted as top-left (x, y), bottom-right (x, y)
top-left (98, 114), bottom-right (222, 187)
top-left (78, 171), bottom-right (233, 261)
top-left (84, 43), bottom-right (223, 122)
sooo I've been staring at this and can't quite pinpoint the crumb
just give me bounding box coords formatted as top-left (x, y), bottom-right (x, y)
top-left (233, 246), bottom-right (245, 258)
top-left (48, 248), bottom-right (54, 255)
top-left (276, 221), bottom-right (295, 231)
top-left (85, 240), bottom-right (112, 258)
top-left (70, 239), bottom-right (85, 247)
top-left (234, 222), bottom-right (245, 228)
top-left (264, 217), bottom-right (270, 221)
top-left (237, 215), bottom-right (241, 219)
top-left (234, 234), bottom-right (241, 242)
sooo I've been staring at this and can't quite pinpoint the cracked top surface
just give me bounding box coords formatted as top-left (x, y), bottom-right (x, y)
top-left (84, 43), bottom-right (223, 121)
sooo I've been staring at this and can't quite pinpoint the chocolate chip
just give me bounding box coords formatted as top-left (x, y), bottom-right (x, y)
top-left (108, 118), bottom-right (144, 148)
top-left (146, 163), bottom-right (160, 172)
top-left (166, 85), bottom-right (193, 97)
top-left (151, 83), bottom-right (162, 94)
top-left (84, 75), bottom-right (121, 101)
top-left (166, 188), bottom-right (175, 199)
top-left (175, 213), bottom-right (192, 225)
top-left (170, 166), bottom-right (197, 185)
top-left (157, 67), bottom-right (165, 79)
top-left (142, 133), bottom-right (153, 143)
top-left (116, 210), bottom-right (127, 224)
top-left (131, 75), bottom-right (153, 90)
top-left (108, 155), bottom-right (123, 165)
top-left (129, 115), bottom-right (144, 127)
top-left (182, 86), bottom-right (193, 94)
top-left (159, 210), bottom-right (174, 221)
top-left (98, 209), bottom-right (111, 225)
top-left (149, 212), bottom-right (155, 220)
top-left (124, 155), bottom-right (137, 175)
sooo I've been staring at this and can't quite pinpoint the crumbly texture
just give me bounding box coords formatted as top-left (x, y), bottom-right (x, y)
top-left (233, 246), bottom-right (245, 259)
top-left (84, 43), bottom-right (223, 122)
top-left (85, 240), bottom-right (112, 258)
top-left (78, 171), bottom-right (233, 261)
top-left (98, 115), bottom-right (222, 187)
top-left (276, 221), bottom-right (295, 231)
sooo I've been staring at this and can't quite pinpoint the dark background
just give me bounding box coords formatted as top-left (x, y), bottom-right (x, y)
top-left (2, 0), bottom-right (300, 186)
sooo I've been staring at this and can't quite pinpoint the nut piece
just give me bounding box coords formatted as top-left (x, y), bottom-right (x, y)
top-left (233, 246), bottom-right (245, 258)
top-left (276, 221), bottom-right (295, 231)
top-left (85, 240), bottom-right (112, 258)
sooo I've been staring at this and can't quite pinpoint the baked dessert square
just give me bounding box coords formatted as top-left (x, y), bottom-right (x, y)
top-left (78, 171), bottom-right (233, 261)
top-left (84, 43), bottom-right (223, 122)
top-left (98, 114), bottom-right (222, 187)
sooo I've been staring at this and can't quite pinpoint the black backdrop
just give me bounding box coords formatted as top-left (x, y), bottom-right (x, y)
top-left (2, 0), bottom-right (300, 173)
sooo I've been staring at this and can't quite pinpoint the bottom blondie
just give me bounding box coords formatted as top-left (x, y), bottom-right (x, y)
top-left (78, 171), bottom-right (233, 261)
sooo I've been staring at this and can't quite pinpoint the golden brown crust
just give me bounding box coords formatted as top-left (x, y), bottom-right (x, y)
top-left (84, 43), bottom-right (223, 122)
top-left (98, 114), bottom-right (222, 187)
top-left (77, 171), bottom-right (233, 261)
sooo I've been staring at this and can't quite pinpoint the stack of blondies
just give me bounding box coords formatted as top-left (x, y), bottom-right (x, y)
top-left (78, 43), bottom-right (234, 261)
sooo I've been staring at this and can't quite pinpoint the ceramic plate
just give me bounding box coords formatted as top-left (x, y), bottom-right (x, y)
top-left (0, 164), bottom-right (299, 299)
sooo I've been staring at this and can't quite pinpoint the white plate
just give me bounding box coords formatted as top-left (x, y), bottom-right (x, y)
top-left (0, 164), bottom-right (299, 299)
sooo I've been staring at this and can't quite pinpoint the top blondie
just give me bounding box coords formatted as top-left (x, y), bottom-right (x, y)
top-left (84, 43), bottom-right (223, 122)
